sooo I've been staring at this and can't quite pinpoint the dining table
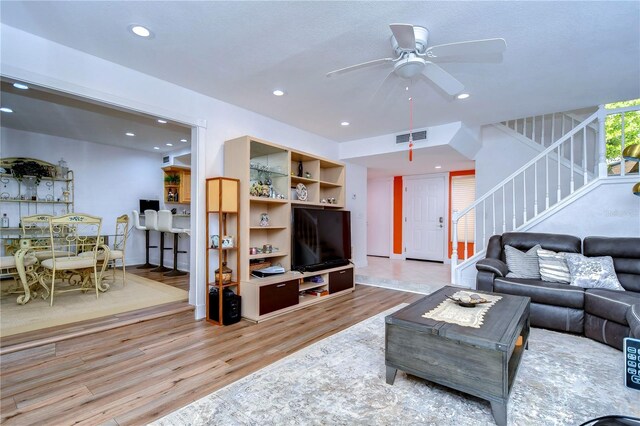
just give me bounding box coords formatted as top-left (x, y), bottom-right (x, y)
top-left (11, 235), bottom-right (112, 305)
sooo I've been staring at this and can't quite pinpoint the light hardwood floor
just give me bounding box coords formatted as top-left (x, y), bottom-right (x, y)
top-left (0, 284), bottom-right (421, 425)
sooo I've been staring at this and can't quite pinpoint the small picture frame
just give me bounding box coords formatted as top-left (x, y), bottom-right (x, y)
top-left (211, 235), bottom-right (219, 248)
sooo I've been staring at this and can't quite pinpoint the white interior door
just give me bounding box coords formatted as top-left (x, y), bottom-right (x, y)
top-left (405, 175), bottom-right (445, 261)
top-left (367, 178), bottom-right (392, 257)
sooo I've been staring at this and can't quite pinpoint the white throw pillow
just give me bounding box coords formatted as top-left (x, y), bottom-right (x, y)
top-left (504, 244), bottom-right (542, 279)
top-left (537, 248), bottom-right (571, 283)
top-left (564, 253), bottom-right (625, 291)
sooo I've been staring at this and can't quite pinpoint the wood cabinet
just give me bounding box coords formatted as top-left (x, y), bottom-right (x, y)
top-left (205, 177), bottom-right (240, 325)
top-left (223, 136), bottom-right (352, 322)
top-left (163, 166), bottom-right (191, 204)
top-left (329, 269), bottom-right (354, 294)
top-left (259, 279), bottom-right (299, 315)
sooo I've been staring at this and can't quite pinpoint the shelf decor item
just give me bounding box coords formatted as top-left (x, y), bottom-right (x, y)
top-left (260, 212), bottom-right (270, 227)
top-left (215, 262), bottom-right (233, 285)
top-left (295, 183), bottom-right (308, 201)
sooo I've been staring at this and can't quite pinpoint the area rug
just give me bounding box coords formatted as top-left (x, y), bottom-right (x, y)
top-left (153, 305), bottom-right (639, 426)
top-left (0, 271), bottom-right (188, 337)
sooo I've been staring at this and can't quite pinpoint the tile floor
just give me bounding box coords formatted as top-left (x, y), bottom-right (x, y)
top-left (355, 256), bottom-right (452, 294)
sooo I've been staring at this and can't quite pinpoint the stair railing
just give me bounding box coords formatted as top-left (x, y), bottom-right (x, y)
top-left (452, 104), bottom-right (639, 284)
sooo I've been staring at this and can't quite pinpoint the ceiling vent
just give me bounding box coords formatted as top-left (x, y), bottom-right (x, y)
top-left (396, 130), bottom-right (427, 144)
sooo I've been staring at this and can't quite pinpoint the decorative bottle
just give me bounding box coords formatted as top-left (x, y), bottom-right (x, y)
top-left (297, 160), bottom-right (303, 177)
top-left (1, 214), bottom-right (8, 228)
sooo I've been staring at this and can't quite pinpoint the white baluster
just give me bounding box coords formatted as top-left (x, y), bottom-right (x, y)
top-left (451, 210), bottom-right (458, 285)
top-left (492, 193), bottom-right (496, 235)
top-left (545, 155), bottom-right (550, 209)
top-left (464, 215), bottom-right (468, 260)
top-left (621, 113), bottom-right (626, 177)
top-left (598, 105), bottom-right (607, 178)
top-left (502, 186), bottom-right (506, 233)
top-left (523, 117), bottom-right (527, 139)
top-left (534, 162), bottom-right (539, 215)
top-left (557, 146), bottom-right (562, 203)
top-left (523, 169), bottom-right (527, 223)
top-left (583, 127), bottom-right (588, 184)
top-left (551, 113), bottom-right (556, 143)
top-left (541, 114), bottom-right (545, 146)
top-left (532, 115), bottom-right (536, 143)
top-left (512, 179), bottom-right (516, 229)
top-left (482, 199), bottom-right (486, 249)
top-left (570, 134), bottom-right (575, 193)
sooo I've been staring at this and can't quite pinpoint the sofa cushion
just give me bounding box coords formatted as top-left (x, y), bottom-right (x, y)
top-left (537, 248), bottom-right (571, 283)
top-left (494, 277), bottom-right (584, 309)
top-left (565, 254), bottom-right (625, 291)
top-left (505, 244), bottom-right (541, 279)
top-left (583, 236), bottom-right (640, 292)
top-left (500, 232), bottom-right (581, 262)
top-left (584, 289), bottom-right (640, 325)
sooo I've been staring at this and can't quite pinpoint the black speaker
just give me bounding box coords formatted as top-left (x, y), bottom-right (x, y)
top-left (209, 288), bottom-right (241, 325)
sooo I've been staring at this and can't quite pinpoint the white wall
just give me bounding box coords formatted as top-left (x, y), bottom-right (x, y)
top-left (528, 178), bottom-right (640, 238)
top-left (345, 162), bottom-right (367, 268)
top-left (1, 127), bottom-right (164, 266)
top-left (0, 24), bottom-right (357, 319)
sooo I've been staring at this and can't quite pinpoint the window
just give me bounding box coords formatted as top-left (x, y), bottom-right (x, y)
top-left (451, 175), bottom-right (476, 242)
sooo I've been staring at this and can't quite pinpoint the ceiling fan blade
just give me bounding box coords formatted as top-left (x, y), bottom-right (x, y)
top-left (389, 23), bottom-right (416, 51)
top-left (425, 38), bottom-right (507, 59)
top-left (422, 62), bottom-right (464, 96)
top-left (326, 58), bottom-right (394, 77)
top-left (370, 71), bottom-right (403, 108)
top-left (436, 52), bottom-right (504, 64)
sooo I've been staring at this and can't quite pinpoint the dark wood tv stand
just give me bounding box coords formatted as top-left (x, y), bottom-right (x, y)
top-left (241, 264), bottom-right (355, 322)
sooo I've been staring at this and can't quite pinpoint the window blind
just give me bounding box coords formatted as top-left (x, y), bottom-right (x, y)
top-left (451, 175), bottom-right (476, 242)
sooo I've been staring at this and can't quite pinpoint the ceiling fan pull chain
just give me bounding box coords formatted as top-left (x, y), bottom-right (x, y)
top-left (409, 96), bottom-right (413, 162)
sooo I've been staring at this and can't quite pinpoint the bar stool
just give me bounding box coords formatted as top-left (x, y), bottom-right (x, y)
top-left (132, 210), bottom-right (157, 269)
top-left (144, 210), bottom-right (169, 273)
top-left (157, 210), bottom-right (189, 276)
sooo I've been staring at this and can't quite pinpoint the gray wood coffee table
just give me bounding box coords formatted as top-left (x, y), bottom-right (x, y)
top-left (385, 286), bottom-right (530, 426)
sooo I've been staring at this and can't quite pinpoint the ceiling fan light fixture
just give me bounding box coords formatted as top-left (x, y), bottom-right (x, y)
top-left (393, 56), bottom-right (426, 79)
top-left (456, 93), bottom-right (470, 100)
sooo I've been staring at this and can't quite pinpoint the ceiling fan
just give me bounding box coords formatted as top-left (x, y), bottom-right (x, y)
top-left (326, 23), bottom-right (507, 97)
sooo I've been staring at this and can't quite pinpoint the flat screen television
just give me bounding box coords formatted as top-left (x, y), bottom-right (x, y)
top-left (291, 207), bottom-right (351, 272)
top-left (139, 199), bottom-right (160, 212)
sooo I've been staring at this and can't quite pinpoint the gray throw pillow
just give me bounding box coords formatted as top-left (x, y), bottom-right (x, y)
top-left (504, 244), bottom-right (542, 279)
top-left (537, 248), bottom-right (571, 283)
top-left (564, 253), bottom-right (625, 291)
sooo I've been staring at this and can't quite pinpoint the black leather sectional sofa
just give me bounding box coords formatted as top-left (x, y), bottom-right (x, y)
top-left (476, 232), bottom-right (640, 350)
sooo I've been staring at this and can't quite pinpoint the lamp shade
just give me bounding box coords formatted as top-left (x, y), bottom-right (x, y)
top-left (623, 144), bottom-right (640, 162)
top-left (634, 182), bottom-right (640, 197)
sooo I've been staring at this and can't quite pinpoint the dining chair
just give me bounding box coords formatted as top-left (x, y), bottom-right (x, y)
top-left (39, 213), bottom-right (104, 306)
top-left (79, 214), bottom-right (129, 285)
top-left (20, 214), bottom-right (72, 261)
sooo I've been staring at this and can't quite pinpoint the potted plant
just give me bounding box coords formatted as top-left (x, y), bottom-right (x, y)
top-left (11, 160), bottom-right (50, 185)
top-left (164, 174), bottom-right (180, 185)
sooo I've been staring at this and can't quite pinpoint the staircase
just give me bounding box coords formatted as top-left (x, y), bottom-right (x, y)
top-left (451, 104), bottom-right (639, 284)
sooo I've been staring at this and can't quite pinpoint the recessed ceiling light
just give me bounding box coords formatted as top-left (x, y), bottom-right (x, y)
top-left (157, 119), bottom-right (167, 124)
top-left (13, 83), bottom-right (29, 90)
top-left (125, 132), bottom-right (135, 136)
top-left (0, 107), bottom-right (14, 113)
top-left (180, 139), bottom-right (188, 143)
top-left (166, 143), bottom-right (173, 146)
top-left (272, 89), bottom-right (285, 96)
top-left (340, 121), bottom-right (350, 126)
top-left (456, 93), bottom-right (470, 100)
top-left (153, 146), bottom-right (160, 150)
top-left (129, 25), bottom-right (152, 38)
top-left (435, 165), bottom-right (442, 169)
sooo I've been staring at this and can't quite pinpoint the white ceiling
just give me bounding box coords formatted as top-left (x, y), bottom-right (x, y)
top-left (0, 80), bottom-right (191, 153)
top-left (1, 1), bottom-right (638, 145)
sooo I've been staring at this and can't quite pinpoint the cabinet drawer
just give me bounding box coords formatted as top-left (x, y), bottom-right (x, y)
top-left (329, 269), bottom-right (353, 294)
top-left (259, 279), bottom-right (299, 315)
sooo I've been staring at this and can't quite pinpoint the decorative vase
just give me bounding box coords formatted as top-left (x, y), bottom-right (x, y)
top-left (215, 262), bottom-right (232, 284)
top-left (297, 160), bottom-right (303, 177)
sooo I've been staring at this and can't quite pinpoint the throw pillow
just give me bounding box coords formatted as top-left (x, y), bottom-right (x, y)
top-left (564, 253), bottom-right (625, 291)
top-left (537, 248), bottom-right (571, 283)
top-left (504, 244), bottom-right (542, 279)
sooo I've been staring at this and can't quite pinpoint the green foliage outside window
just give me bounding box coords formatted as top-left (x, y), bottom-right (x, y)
top-left (605, 99), bottom-right (640, 162)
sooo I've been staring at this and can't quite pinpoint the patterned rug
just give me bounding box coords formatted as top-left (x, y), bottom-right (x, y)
top-left (153, 305), bottom-right (639, 425)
